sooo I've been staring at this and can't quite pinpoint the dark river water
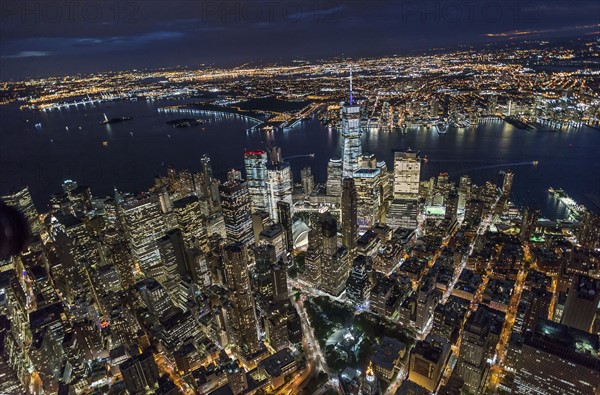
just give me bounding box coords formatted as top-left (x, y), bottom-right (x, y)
top-left (1, 99), bottom-right (599, 218)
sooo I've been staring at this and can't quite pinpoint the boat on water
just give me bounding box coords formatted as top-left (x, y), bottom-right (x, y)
top-left (100, 113), bottom-right (132, 125)
top-left (435, 121), bottom-right (448, 134)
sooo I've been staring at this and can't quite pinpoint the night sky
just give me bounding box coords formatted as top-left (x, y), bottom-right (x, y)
top-left (1, 0), bottom-right (599, 79)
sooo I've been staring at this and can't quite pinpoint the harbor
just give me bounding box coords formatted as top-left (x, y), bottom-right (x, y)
top-left (547, 187), bottom-right (586, 220)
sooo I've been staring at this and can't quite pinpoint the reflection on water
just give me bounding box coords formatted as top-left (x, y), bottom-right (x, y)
top-left (1, 99), bottom-right (598, 219)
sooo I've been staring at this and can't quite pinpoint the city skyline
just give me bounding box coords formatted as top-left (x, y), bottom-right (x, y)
top-left (1, 4), bottom-right (599, 395)
top-left (1, 0), bottom-right (600, 79)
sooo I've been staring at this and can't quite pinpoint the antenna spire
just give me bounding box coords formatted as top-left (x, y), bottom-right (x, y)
top-left (349, 64), bottom-right (353, 105)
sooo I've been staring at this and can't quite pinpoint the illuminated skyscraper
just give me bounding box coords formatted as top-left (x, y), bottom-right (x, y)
top-left (266, 153), bottom-right (293, 223)
top-left (520, 208), bottom-right (540, 243)
top-left (157, 229), bottom-right (189, 278)
top-left (304, 229), bottom-right (322, 287)
top-left (354, 168), bottom-right (383, 232)
top-left (219, 180), bottom-right (254, 246)
top-left (1, 186), bottom-right (43, 235)
top-left (254, 244), bottom-right (277, 298)
top-left (0, 316), bottom-right (26, 394)
top-left (502, 170), bottom-right (514, 197)
top-left (300, 166), bottom-right (315, 196)
top-left (259, 224), bottom-right (287, 261)
top-left (578, 210), bottom-right (600, 250)
top-left (455, 306), bottom-right (496, 393)
top-left (244, 150), bottom-right (270, 213)
top-left (409, 334), bottom-right (451, 392)
top-left (392, 150), bottom-right (421, 200)
top-left (445, 189), bottom-right (459, 221)
top-left (277, 201), bottom-right (293, 253)
top-left (377, 160), bottom-right (393, 203)
top-left (227, 168), bottom-right (242, 183)
top-left (513, 319), bottom-right (599, 395)
top-left (561, 275), bottom-right (599, 333)
top-left (196, 154), bottom-right (221, 214)
top-left (119, 350), bottom-right (160, 394)
top-left (346, 255), bottom-right (370, 305)
top-left (342, 178), bottom-right (358, 251)
top-left (319, 212), bottom-right (338, 259)
top-left (341, 70), bottom-right (363, 178)
top-left (118, 194), bottom-right (167, 272)
top-left (387, 150), bottom-right (421, 229)
top-left (311, 212), bottom-right (350, 296)
top-left (51, 213), bottom-right (98, 301)
top-left (326, 158), bottom-right (343, 198)
top-left (226, 360), bottom-right (248, 395)
top-left (199, 154), bottom-right (213, 181)
top-left (223, 243), bottom-right (261, 356)
top-left (173, 195), bottom-right (209, 252)
top-left (103, 228), bottom-right (135, 289)
top-left (322, 246), bottom-right (350, 296)
top-left (458, 175), bottom-right (471, 212)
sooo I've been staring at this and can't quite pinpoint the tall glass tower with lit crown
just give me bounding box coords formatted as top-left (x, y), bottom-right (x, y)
top-left (342, 68), bottom-right (362, 178)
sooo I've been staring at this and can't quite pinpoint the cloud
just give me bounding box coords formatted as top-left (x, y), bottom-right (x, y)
top-left (1, 31), bottom-right (186, 60)
top-left (74, 31), bottom-right (185, 47)
top-left (485, 24), bottom-right (600, 38)
top-left (1, 50), bottom-right (50, 59)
